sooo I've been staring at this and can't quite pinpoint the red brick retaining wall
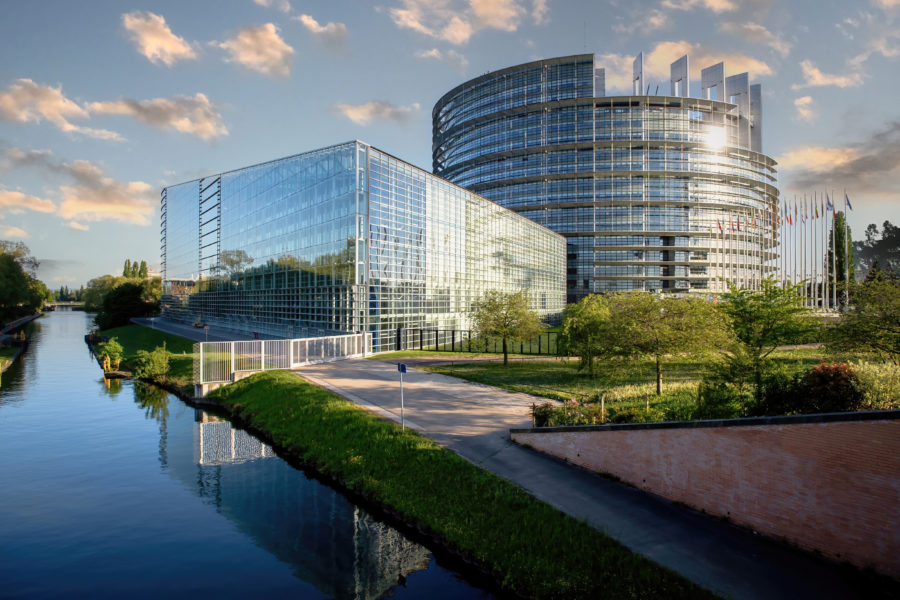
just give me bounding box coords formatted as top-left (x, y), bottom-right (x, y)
top-left (510, 412), bottom-right (900, 577)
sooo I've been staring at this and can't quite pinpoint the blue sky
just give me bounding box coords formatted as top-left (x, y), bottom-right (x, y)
top-left (1, 0), bottom-right (898, 288)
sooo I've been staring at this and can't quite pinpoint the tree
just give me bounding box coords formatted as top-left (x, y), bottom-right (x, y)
top-left (0, 253), bottom-right (30, 321)
top-left (471, 290), bottom-right (543, 366)
top-left (827, 212), bottom-right (855, 306)
top-left (138, 260), bottom-right (148, 279)
top-left (83, 274), bottom-right (121, 311)
top-left (95, 282), bottom-right (157, 330)
top-left (828, 279), bottom-right (900, 365)
top-left (560, 294), bottom-right (614, 377)
top-left (855, 220), bottom-right (900, 280)
top-left (719, 279), bottom-right (813, 408)
top-left (122, 259), bottom-right (132, 278)
top-left (0, 241), bottom-right (51, 320)
top-left (611, 294), bottom-right (730, 395)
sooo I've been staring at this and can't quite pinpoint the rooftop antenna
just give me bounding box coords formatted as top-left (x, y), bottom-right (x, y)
top-left (655, 84), bottom-right (659, 95)
top-left (583, 22), bottom-right (586, 51)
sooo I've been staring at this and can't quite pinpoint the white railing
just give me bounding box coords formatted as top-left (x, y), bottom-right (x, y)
top-left (193, 332), bottom-right (372, 385)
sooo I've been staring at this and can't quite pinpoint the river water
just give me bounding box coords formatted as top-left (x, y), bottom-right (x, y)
top-left (0, 311), bottom-right (493, 599)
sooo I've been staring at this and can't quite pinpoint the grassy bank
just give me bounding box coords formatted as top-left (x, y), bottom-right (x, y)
top-left (99, 324), bottom-right (194, 392)
top-left (209, 370), bottom-right (715, 600)
top-left (0, 346), bottom-right (17, 370)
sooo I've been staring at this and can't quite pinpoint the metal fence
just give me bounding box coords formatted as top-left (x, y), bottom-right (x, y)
top-left (396, 328), bottom-right (561, 356)
top-left (193, 332), bottom-right (372, 385)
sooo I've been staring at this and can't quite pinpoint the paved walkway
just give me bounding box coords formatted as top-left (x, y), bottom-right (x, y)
top-left (296, 358), bottom-right (876, 600)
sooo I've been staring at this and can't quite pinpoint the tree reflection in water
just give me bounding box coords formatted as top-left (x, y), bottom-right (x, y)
top-left (133, 381), bottom-right (170, 425)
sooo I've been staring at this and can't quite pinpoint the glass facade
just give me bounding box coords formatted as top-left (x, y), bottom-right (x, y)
top-left (433, 54), bottom-right (779, 302)
top-left (161, 141), bottom-right (565, 352)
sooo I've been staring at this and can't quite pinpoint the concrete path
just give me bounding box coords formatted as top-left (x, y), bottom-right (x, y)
top-left (296, 358), bottom-right (878, 600)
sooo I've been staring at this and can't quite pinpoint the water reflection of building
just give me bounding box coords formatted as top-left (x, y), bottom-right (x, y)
top-left (195, 413), bottom-right (276, 466)
top-left (163, 405), bottom-right (431, 599)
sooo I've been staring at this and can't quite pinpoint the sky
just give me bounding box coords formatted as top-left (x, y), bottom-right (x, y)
top-left (1, 0), bottom-right (898, 289)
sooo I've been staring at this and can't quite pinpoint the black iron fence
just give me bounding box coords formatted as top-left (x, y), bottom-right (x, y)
top-left (396, 328), bottom-right (561, 356)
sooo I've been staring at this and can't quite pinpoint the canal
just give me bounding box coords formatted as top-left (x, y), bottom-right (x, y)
top-left (0, 311), bottom-right (493, 599)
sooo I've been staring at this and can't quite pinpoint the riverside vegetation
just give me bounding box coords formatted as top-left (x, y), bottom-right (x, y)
top-left (208, 370), bottom-right (715, 600)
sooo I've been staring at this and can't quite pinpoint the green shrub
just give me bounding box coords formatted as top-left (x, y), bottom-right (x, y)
top-left (608, 406), bottom-right (665, 424)
top-left (757, 367), bottom-right (804, 416)
top-left (851, 361), bottom-right (900, 410)
top-left (133, 343), bottom-right (171, 379)
top-left (95, 337), bottom-right (124, 371)
top-left (800, 362), bottom-right (864, 413)
top-left (696, 382), bottom-right (745, 420)
top-left (531, 402), bottom-right (554, 427)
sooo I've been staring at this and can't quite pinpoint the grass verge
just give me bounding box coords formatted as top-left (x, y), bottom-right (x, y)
top-left (209, 369), bottom-right (716, 600)
top-left (99, 324), bottom-right (195, 392)
top-left (0, 346), bottom-right (17, 370)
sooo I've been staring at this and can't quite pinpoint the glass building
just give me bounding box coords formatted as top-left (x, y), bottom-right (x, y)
top-left (161, 141), bottom-right (565, 352)
top-left (433, 53), bottom-right (779, 303)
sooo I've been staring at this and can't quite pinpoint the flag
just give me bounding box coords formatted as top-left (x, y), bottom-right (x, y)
top-left (826, 193), bottom-right (835, 216)
top-left (730, 217), bottom-right (735, 232)
top-left (845, 193), bottom-right (853, 211)
top-left (815, 203), bottom-right (819, 219)
top-left (717, 219), bottom-right (723, 233)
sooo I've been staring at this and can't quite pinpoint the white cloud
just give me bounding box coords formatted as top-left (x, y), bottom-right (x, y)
top-left (532, 0), bottom-right (549, 24)
top-left (0, 225), bottom-right (28, 239)
top-left (614, 9), bottom-right (668, 34)
top-left (793, 96), bottom-right (816, 121)
top-left (470, 0), bottom-right (523, 31)
top-left (217, 24), bottom-right (294, 77)
top-left (875, 0), bottom-right (900, 8)
top-left (597, 41), bottom-right (772, 93)
top-left (333, 101), bottom-right (421, 125)
top-left (415, 48), bottom-right (469, 72)
top-left (89, 93), bottom-right (228, 142)
top-left (718, 22), bottom-right (791, 56)
top-left (57, 161), bottom-right (156, 226)
top-left (122, 11), bottom-right (196, 66)
top-left (792, 60), bottom-right (863, 89)
top-left (67, 221), bottom-right (89, 232)
top-left (0, 189), bottom-right (56, 214)
top-left (253, 0), bottom-right (291, 13)
top-left (2, 147), bottom-right (157, 226)
top-left (0, 79), bottom-right (122, 141)
top-left (387, 0), bottom-right (541, 45)
top-left (661, 0), bottom-right (737, 13)
top-left (295, 14), bottom-right (348, 51)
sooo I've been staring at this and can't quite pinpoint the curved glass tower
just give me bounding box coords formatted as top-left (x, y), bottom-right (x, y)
top-left (433, 54), bottom-right (779, 302)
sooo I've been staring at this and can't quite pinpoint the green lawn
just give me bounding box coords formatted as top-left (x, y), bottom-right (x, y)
top-left (210, 370), bottom-right (715, 600)
top-left (424, 348), bottom-right (863, 424)
top-left (99, 324), bottom-right (195, 390)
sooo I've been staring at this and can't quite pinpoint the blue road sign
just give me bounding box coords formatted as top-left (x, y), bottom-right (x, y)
top-left (398, 363), bottom-right (407, 373)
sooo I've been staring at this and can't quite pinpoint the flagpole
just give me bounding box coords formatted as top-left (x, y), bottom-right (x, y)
top-left (813, 191), bottom-right (818, 309)
top-left (844, 190), bottom-right (851, 306)
top-left (831, 189), bottom-right (837, 310)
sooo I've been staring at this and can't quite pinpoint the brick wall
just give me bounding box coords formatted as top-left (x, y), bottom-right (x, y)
top-left (510, 412), bottom-right (900, 577)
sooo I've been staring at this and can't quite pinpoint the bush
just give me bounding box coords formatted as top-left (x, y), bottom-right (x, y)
top-left (133, 343), bottom-right (171, 379)
top-left (799, 362), bottom-right (864, 413)
top-left (696, 382), bottom-right (745, 420)
top-left (95, 337), bottom-right (124, 372)
top-left (756, 366), bottom-right (804, 416)
top-left (851, 361), bottom-right (900, 410)
top-left (531, 402), bottom-right (554, 427)
top-left (608, 406), bottom-right (665, 424)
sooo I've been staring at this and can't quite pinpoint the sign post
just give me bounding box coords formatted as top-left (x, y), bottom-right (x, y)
top-left (398, 363), bottom-right (407, 431)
